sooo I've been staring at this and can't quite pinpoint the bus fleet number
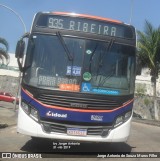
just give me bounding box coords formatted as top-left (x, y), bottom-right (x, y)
top-left (48, 18), bottom-right (63, 29)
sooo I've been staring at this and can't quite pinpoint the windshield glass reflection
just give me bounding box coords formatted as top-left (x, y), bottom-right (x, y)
top-left (23, 34), bottom-right (135, 95)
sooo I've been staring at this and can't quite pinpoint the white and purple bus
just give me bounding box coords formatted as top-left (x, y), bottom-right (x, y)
top-left (15, 12), bottom-right (136, 142)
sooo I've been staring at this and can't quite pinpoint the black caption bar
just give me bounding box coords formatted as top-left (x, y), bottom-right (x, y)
top-left (1, 152), bottom-right (160, 158)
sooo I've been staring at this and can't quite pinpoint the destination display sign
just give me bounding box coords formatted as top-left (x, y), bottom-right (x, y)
top-left (36, 15), bottom-right (133, 38)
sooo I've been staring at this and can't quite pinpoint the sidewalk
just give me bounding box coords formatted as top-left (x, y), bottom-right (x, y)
top-left (132, 118), bottom-right (160, 127)
top-left (0, 102), bottom-right (18, 128)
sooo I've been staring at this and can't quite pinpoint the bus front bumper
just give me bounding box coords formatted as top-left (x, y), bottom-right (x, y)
top-left (17, 107), bottom-right (132, 142)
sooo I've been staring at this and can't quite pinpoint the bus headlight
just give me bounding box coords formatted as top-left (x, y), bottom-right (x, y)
top-left (124, 111), bottom-right (132, 121)
top-left (21, 100), bottom-right (39, 122)
top-left (21, 101), bottom-right (30, 114)
top-left (114, 116), bottom-right (124, 127)
top-left (114, 110), bottom-right (132, 128)
top-left (30, 107), bottom-right (39, 121)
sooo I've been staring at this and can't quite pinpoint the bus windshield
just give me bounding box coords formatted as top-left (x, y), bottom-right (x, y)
top-left (23, 34), bottom-right (135, 95)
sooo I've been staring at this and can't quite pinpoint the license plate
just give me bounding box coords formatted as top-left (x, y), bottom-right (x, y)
top-left (67, 128), bottom-right (87, 136)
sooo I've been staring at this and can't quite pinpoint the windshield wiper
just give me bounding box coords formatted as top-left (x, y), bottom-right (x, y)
top-left (89, 43), bottom-right (98, 72)
top-left (96, 38), bottom-right (115, 76)
top-left (99, 38), bottom-right (115, 67)
top-left (56, 31), bottom-right (73, 61)
top-left (95, 38), bottom-right (115, 86)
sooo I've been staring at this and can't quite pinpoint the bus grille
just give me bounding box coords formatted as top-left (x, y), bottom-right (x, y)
top-left (41, 122), bottom-right (111, 136)
top-left (36, 93), bottom-right (120, 110)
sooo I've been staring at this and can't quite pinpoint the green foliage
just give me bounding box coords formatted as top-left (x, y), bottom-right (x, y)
top-left (137, 20), bottom-right (160, 120)
top-left (0, 37), bottom-right (9, 51)
top-left (143, 97), bottom-right (151, 106)
top-left (0, 37), bottom-right (10, 66)
top-left (137, 20), bottom-right (160, 72)
top-left (135, 83), bottom-right (147, 96)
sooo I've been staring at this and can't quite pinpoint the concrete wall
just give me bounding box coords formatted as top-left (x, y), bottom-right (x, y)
top-left (0, 75), bottom-right (19, 96)
top-left (0, 54), bottom-right (19, 96)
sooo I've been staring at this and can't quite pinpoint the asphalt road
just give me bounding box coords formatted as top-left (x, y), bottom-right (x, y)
top-left (0, 122), bottom-right (160, 161)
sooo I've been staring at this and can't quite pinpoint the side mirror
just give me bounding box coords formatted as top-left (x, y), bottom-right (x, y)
top-left (15, 39), bottom-right (25, 58)
top-left (15, 32), bottom-right (30, 72)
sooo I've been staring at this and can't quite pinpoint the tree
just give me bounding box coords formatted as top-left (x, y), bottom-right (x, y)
top-left (0, 37), bottom-right (10, 66)
top-left (137, 20), bottom-right (160, 120)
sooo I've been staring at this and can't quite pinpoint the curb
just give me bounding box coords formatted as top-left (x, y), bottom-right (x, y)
top-left (132, 118), bottom-right (160, 127)
top-left (0, 123), bottom-right (8, 129)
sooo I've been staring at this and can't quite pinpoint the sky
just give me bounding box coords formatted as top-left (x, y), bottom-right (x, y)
top-left (0, 0), bottom-right (160, 53)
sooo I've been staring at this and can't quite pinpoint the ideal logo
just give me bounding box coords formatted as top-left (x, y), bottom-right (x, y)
top-left (91, 115), bottom-right (103, 121)
top-left (46, 111), bottom-right (67, 118)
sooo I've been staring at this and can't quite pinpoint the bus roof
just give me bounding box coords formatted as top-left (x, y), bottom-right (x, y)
top-left (51, 12), bottom-right (123, 24)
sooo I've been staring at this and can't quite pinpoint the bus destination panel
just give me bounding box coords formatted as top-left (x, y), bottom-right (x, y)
top-left (36, 14), bottom-right (133, 38)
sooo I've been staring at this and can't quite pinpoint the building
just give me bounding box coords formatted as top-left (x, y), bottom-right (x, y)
top-left (0, 53), bottom-right (19, 95)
